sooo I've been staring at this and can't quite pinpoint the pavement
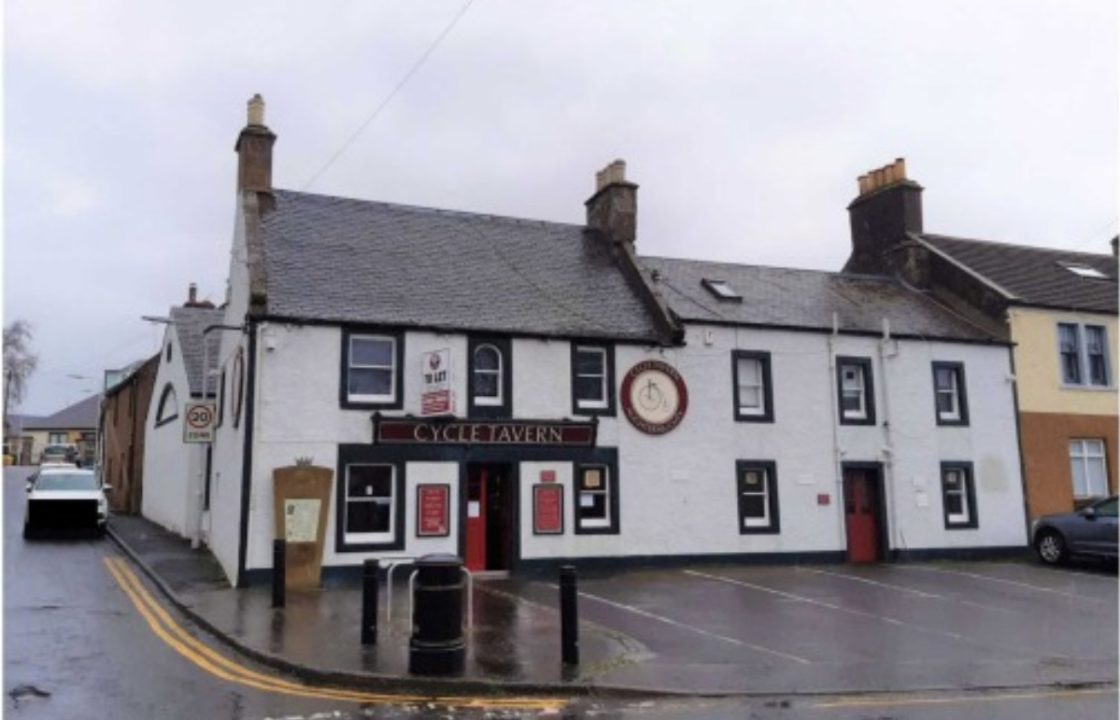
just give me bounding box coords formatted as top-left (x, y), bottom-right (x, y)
top-left (107, 508), bottom-right (1120, 698)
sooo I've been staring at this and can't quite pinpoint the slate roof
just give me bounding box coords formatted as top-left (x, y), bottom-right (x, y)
top-left (170, 306), bottom-right (226, 396)
top-left (5, 414), bottom-right (43, 435)
top-left (640, 256), bottom-right (1000, 342)
top-left (919, 234), bottom-right (1118, 314)
top-left (24, 394), bottom-right (101, 430)
top-left (259, 189), bottom-right (663, 342)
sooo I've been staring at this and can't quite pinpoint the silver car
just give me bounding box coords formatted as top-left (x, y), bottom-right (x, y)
top-left (1032, 496), bottom-right (1118, 565)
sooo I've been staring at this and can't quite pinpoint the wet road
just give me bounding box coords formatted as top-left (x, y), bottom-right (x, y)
top-left (4, 466), bottom-right (1116, 719)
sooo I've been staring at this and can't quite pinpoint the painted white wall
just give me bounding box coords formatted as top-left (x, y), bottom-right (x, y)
top-left (140, 323), bottom-right (208, 539)
top-left (220, 316), bottom-right (1025, 574)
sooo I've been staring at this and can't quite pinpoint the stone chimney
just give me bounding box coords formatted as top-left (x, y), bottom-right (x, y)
top-left (586, 159), bottom-right (638, 246)
top-left (844, 158), bottom-right (924, 277)
top-left (235, 94), bottom-right (276, 194)
top-left (1111, 235), bottom-right (1118, 257)
top-left (184, 282), bottom-right (215, 309)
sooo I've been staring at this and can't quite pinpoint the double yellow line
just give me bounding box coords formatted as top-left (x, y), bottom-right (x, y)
top-left (103, 556), bottom-right (566, 712)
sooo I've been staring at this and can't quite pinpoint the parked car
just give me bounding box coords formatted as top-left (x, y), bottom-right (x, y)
top-left (39, 444), bottom-right (78, 465)
top-left (1032, 496), bottom-right (1118, 565)
top-left (23, 467), bottom-right (109, 539)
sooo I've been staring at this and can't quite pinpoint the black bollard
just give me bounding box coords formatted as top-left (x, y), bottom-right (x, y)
top-left (560, 565), bottom-right (579, 666)
top-left (361, 559), bottom-right (379, 645)
top-left (409, 554), bottom-right (465, 675)
top-left (271, 538), bottom-right (286, 609)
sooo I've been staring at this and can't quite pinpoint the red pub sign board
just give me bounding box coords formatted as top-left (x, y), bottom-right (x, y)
top-left (373, 416), bottom-right (597, 447)
top-left (533, 484), bottom-right (564, 534)
top-left (416, 484), bottom-right (450, 537)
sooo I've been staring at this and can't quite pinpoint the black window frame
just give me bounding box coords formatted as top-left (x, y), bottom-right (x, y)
top-left (155, 383), bottom-right (179, 428)
top-left (931, 361), bottom-right (969, 427)
top-left (940, 461), bottom-right (978, 530)
top-left (836, 356), bottom-right (876, 426)
top-left (731, 350), bottom-right (774, 423)
top-left (467, 336), bottom-right (512, 418)
top-left (335, 460), bottom-right (406, 552)
top-left (165, 341), bottom-right (172, 363)
top-left (570, 342), bottom-right (616, 417)
top-left (735, 460), bottom-right (781, 534)
top-left (573, 461), bottom-right (620, 535)
top-left (216, 366), bottom-right (227, 429)
top-left (339, 327), bottom-right (405, 410)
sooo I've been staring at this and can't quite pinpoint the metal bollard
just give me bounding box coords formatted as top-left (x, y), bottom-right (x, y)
top-left (361, 559), bottom-right (379, 645)
top-left (560, 565), bottom-right (579, 666)
top-left (271, 538), bottom-right (286, 609)
top-left (408, 554), bottom-right (465, 675)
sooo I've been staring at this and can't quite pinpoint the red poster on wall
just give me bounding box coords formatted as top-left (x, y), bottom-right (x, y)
top-left (533, 484), bottom-right (564, 535)
top-left (416, 484), bottom-right (450, 537)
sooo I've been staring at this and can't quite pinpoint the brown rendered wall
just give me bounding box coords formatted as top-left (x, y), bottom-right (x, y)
top-left (101, 357), bottom-right (158, 514)
top-left (1020, 412), bottom-right (1118, 520)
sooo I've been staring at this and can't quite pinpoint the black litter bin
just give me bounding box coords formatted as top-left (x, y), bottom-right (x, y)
top-left (409, 554), bottom-right (465, 675)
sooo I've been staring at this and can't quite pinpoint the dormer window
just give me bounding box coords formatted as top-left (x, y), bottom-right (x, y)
top-left (701, 279), bottom-right (742, 301)
top-left (1059, 262), bottom-right (1108, 280)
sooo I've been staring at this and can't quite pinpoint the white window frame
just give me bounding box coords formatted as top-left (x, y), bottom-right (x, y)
top-left (472, 344), bottom-right (503, 406)
top-left (343, 464), bottom-right (396, 544)
top-left (1069, 439), bottom-right (1109, 499)
top-left (935, 369), bottom-right (959, 421)
top-left (943, 467), bottom-right (970, 526)
top-left (348, 335), bottom-right (397, 403)
top-left (736, 357), bottom-right (766, 416)
top-left (740, 467), bottom-right (771, 529)
top-left (574, 346), bottom-right (608, 410)
top-left (577, 465), bottom-right (611, 529)
top-left (1058, 322), bottom-right (1111, 388)
top-left (840, 364), bottom-right (867, 420)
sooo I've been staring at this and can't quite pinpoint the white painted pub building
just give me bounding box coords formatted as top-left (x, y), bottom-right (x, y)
top-left (166, 98), bottom-right (1027, 586)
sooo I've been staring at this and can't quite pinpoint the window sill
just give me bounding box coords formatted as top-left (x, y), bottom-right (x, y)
top-left (341, 397), bottom-right (402, 410)
top-left (739, 525), bottom-right (780, 535)
top-left (1059, 384), bottom-right (1116, 393)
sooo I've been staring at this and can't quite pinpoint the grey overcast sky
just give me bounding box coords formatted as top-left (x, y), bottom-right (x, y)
top-left (4, 0), bottom-right (1116, 415)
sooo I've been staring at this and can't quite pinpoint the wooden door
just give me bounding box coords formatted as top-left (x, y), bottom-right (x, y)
top-left (844, 469), bottom-right (880, 563)
top-left (465, 467), bottom-right (487, 571)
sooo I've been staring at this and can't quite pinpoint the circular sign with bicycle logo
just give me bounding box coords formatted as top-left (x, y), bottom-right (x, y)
top-left (620, 360), bottom-right (688, 435)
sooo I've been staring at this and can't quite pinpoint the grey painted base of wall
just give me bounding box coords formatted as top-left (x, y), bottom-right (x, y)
top-left (241, 544), bottom-right (1031, 586)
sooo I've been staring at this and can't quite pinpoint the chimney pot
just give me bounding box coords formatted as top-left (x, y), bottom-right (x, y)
top-left (1111, 235), bottom-right (1118, 257)
top-left (188, 283), bottom-right (198, 304)
top-left (247, 93), bottom-right (265, 126)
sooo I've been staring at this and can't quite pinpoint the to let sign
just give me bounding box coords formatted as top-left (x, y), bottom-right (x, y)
top-left (183, 402), bottom-right (216, 443)
top-left (533, 484), bottom-right (564, 535)
top-left (416, 484), bottom-right (450, 537)
top-left (420, 349), bottom-right (455, 416)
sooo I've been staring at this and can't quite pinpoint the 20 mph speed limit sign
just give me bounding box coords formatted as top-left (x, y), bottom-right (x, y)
top-left (183, 402), bottom-right (216, 443)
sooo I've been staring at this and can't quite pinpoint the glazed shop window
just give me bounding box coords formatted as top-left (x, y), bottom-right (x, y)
top-left (344, 464), bottom-right (396, 544)
top-left (575, 465), bottom-right (616, 533)
top-left (345, 333), bottom-right (399, 406)
top-left (736, 461), bottom-right (780, 534)
top-left (1070, 439), bottom-right (1109, 499)
top-left (932, 362), bottom-right (969, 426)
top-left (732, 350), bottom-right (773, 422)
top-left (941, 463), bottom-right (978, 529)
top-left (836, 357), bottom-right (875, 425)
top-left (572, 344), bottom-right (614, 415)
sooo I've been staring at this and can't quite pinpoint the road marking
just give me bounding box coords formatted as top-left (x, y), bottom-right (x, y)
top-left (104, 557), bottom-right (565, 711)
top-left (891, 564), bottom-right (1110, 603)
top-left (541, 582), bottom-right (811, 665)
top-left (683, 569), bottom-right (1068, 659)
top-left (811, 686), bottom-right (1117, 709)
top-left (796, 567), bottom-right (1021, 616)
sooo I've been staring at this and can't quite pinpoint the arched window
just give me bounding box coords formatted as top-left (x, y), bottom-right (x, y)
top-left (472, 344), bottom-right (502, 406)
top-left (155, 384), bottom-right (179, 427)
top-left (166, 341), bottom-right (173, 363)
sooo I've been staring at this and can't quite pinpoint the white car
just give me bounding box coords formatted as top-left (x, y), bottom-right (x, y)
top-left (24, 467), bottom-right (109, 538)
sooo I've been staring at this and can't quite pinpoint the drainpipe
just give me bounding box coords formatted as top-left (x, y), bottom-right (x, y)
top-left (877, 318), bottom-right (902, 554)
top-left (827, 312), bottom-right (844, 550)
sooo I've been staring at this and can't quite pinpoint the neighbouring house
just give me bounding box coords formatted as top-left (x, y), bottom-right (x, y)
top-left (196, 97), bottom-right (1027, 587)
top-left (100, 354), bottom-right (159, 514)
top-left (4, 414), bottom-right (43, 465)
top-left (141, 286), bottom-right (223, 540)
top-left (23, 395), bottom-right (101, 465)
top-left (841, 159), bottom-right (1118, 520)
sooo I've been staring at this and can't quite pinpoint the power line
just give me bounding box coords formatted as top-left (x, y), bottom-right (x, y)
top-left (302, 0), bottom-right (477, 190)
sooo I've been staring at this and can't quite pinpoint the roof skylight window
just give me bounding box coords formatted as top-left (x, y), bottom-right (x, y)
top-left (701, 278), bottom-right (742, 301)
top-left (1059, 262), bottom-right (1108, 280)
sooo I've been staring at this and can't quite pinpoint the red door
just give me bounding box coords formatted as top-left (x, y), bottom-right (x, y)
top-left (465, 468), bottom-right (487, 571)
top-left (844, 470), bottom-right (880, 563)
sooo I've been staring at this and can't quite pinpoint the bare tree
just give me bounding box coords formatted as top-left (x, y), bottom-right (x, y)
top-left (4, 320), bottom-right (39, 436)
